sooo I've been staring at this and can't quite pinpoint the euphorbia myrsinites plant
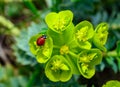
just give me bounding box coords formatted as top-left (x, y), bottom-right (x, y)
top-left (29, 10), bottom-right (109, 82)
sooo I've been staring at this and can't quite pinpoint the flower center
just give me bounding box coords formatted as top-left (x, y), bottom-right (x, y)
top-left (79, 53), bottom-right (97, 63)
top-left (51, 59), bottom-right (69, 72)
top-left (81, 63), bottom-right (89, 73)
top-left (53, 16), bottom-right (70, 32)
top-left (76, 26), bottom-right (88, 42)
top-left (60, 45), bottom-right (69, 55)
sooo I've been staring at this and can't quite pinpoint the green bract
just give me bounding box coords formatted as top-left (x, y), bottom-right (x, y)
top-left (29, 33), bottom-right (53, 63)
top-left (45, 10), bottom-right (73, 33)
top-left (45, 55), bottom-right (72, 82)
top-left (46, 10), bottom-right (74, 46)
top-left (102, 80), bottom-right (120, 87)
top-left (77, 49), bottom-right (102, 78)
top-left (75, 21), bottom-right (94, 49)
top-left (28, 10), bottom-right (108, 82)
top-left (93, 22), bottom-right (108, 52)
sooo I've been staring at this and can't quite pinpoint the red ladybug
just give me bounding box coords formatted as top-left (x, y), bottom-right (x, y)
top-left (37, 35), bottom-right (47, 46)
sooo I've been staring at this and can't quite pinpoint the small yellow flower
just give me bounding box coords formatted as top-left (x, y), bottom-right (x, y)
top-left (60, 45), bottom-right (69, 55)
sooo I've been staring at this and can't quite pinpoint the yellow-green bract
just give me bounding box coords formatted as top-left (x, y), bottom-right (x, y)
top-left (93, 22), bottom-right (109, 52)
top-left (45, 55), bottom-right (72, 82)
top-left (29, 33), bottom-right (53, 63)
top-left (45, 10), bottom-right (73, 33)
top-left (75, 20), bottom-right (94, 49)
top-left (77, 49), bottom-right (102, 78)
top-left (102, 80), bottom-right (120, 87)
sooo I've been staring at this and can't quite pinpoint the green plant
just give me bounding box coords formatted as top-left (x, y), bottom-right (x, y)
top-left (29, 10), bottom-right (108, 82)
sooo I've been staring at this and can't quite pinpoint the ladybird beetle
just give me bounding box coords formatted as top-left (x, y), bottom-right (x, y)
top-left (37, 35), bottom-right (47, 46)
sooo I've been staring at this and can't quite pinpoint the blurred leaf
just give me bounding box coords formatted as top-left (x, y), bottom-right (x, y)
top-left (96, 62), bottom-right (105, 71)
top-left (16, 29), bottom-right (28, 52)
top-left (28, 22), bottom-right (47, 40)
top-left (91, 11), bottom-right (108, 25)
top-left (15, 21), bottom-right (47, 55)
top-left (116, 57), bottom-right (120, 71)
top-left (105, 31), bottom-right (117, 50)
top-left (110, 13), bottom-right (120, 30)
top-left (18, 76), bottom-right (28, 87)
top-left (23, 0), bottom-right (39, 16)
top-left (9, 77), bottom-right (19, 87)
top-left (105, 57), bottom-right (118, 73)
top-left (70, 0), bottom-right (80, 2)
top-left (0, 84), bottom-right (6, 87)
top-left (116, 41), bottom-right (120, 57)
top-left (5, 2), bottom-right (22, 17)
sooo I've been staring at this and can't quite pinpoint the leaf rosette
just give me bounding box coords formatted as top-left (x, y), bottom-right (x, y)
top-left (29, 33), bottom-right (53, 63)
top-left (45, 55), bottom-right (72, 82)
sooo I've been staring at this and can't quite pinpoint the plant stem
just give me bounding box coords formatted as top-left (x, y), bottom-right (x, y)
top-left (69, 51), bottom-right (79, 59)
top-left (107, 50), bottom-right (117, 57)
top-left (53, 45), bottom-right (60, 49)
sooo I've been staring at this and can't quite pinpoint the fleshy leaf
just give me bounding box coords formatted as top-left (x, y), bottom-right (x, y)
top-left (93, 22), bottom-right (109, 52)
top-left (29, 34), bottom-right (53, 63)
top-left (45, 55), bottom-right (72, 82)
top-left (45, 10), bottom-right (73, 33)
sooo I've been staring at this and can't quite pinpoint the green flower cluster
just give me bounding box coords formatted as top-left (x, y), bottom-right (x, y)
top-left (29, 10), bottom-right (108, 82)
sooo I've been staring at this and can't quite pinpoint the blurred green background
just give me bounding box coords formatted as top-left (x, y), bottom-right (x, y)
top-left (0, 0), bottom-right (120, 87)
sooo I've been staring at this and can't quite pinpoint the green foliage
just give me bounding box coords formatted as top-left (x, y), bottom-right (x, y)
top-left (0, 65), bottom-right (28, 87)
top-left (0, 15), bottom-right (20, 36)
top-left (116, 41), bottom-right (120, 57)
top-left (29, 10), bottom-right (108, 82)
